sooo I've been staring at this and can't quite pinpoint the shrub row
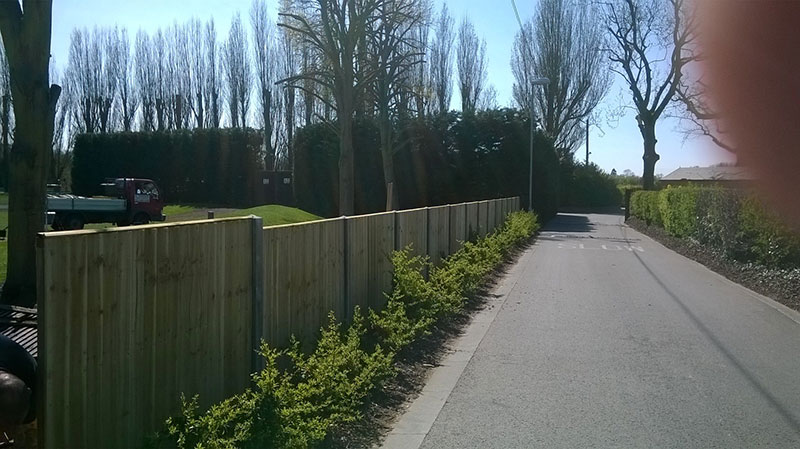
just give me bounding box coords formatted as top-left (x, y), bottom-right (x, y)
top-left (72, 128), bottom-right (264, 207)
top-left (630, 186), bottom-right (800, 268)
top-left (156, 211), bottom-right (539, 449)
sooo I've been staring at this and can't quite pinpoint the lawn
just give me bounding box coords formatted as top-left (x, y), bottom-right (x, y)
top-left (223, 205), bottom-right (321, 226)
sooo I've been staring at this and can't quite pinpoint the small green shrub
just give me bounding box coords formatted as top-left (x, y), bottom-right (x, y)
top-left (659, 186), bottom-right (700, 238)
top-left (630, 190), bottom-right (662, 226)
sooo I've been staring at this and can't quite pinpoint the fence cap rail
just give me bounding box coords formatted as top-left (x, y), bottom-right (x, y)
top-left (38, 215), bottom-right (259, 239)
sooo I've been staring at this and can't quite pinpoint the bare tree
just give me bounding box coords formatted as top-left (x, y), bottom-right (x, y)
top-left (188, 19), bottom-right (206, 129)
top-left (369, 0), bottom-right (425, 210)
top-left (478, 84), bottom-right (497, 110)
top-left (676, 74), bottom-right (733, 152)
top-left (116, 28), bottom-right (138, 131)
top-left (429, 3), bottom-right (454, 115)
top-left (0, 0), bottom-right (62, 306)
top-left (135, 30), bottom-right (157, 131)
top-left (279, 0), bottom-right (386, 215)
top-left (603, 0), bottom-right (696, 189)
top-left (408, 0), bottom-right (433, 118)
top-left (456, 16), bottom-right (487, 113)
top-left (251, 0), bottom-right (277, 168)
top-left (205, 19), bottom-right (222, 128)
top-left (98, 28), bottom-right (120, 133)
top-left (277, 24), bottom-right (298, 166)
top-left (66, 28), bottom-right (100, 133)
top-left (50, 65), bottom-right (71, 186)
top-left (223, 13), bottom-right (251, 128)
top-left (153, 29), bottom-right (169, 130)
top-left (512, 0), bottom-right (610, 155)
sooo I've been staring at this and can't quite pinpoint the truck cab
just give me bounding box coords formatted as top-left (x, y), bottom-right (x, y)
top-left (48, 178), bottom-right (166, 230)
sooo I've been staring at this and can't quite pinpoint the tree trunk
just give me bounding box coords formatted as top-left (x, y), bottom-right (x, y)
top-left (339, 108), bottom-right (354, 215)
top-left (0, 0), bottom-right (58, 307)
top-left (379, 114), bottom-right (398, 211)
top-left (641, 121), bottom-right (660, 190)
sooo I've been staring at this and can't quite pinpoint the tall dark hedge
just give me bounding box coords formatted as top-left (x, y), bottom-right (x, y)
top-left (72, 128), bottom-right (263, 207)
top-left (294, 109), bottom-right (561, 219)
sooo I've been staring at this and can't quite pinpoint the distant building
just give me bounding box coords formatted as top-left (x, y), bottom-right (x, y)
top-left (661, 166), bottom-right (756, 188)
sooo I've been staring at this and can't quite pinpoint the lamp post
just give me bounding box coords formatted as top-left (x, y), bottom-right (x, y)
top-left (528, 77), bottom-right (550, 212)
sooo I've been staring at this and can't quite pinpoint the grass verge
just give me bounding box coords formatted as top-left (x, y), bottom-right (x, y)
top-left (154, 211), bottom-right (538, 449)
top-left (223, 205), bottom-right (321, 227)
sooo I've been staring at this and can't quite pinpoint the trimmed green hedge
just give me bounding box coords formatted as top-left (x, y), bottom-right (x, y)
top-left (155, 211), bottom-right (539, 449)
top-left (630, 186), bottom-right (800, 268)
top-left (630, 190), bottom-right (662, 226)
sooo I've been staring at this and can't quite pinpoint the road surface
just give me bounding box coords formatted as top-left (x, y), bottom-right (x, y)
top-left (386, 213), bottom-right (800, 448)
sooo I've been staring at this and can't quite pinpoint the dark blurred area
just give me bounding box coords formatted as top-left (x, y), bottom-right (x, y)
top-left (699, 1), bottom-right (800, 228)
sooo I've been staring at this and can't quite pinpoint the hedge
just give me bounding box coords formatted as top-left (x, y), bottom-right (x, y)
top-left (72, 128), bottom-right (264, 207)
top-left (154, 211), bottom-right (539, 449)
top-left (630, 190), bottom-right (662, 226)
top-left (294, 109), bottom-right (561, 220)
top-left (630, 186), bottom-right (800, 268)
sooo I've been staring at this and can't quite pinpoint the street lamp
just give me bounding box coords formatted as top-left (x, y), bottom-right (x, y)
top-left (529, 77), bottom-right (550, 212)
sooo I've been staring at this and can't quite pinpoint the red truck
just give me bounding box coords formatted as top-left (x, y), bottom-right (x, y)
top-left (47, 178), bottom-right (166, 230)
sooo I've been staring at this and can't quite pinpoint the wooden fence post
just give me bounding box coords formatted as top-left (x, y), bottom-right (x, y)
top-left (251, 216), bottom-right (264, 373)
top-left (342, 216), bottom-right (350, 323)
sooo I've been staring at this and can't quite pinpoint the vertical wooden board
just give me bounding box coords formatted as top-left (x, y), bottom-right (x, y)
top-left (465, 202), bottom-right (479, 241)
top-left (487, 201), bottom-right (497, 234)
top-left (477, 201), bottom-right (489, 238)
top-left (448, 204), bottom-right (466, 254)
top-left (346, 216), bottom-right (367, 318)
top-left (427, 206), bottom-right (449, 265)
top-left (262, 227), bottom-right (276, 346)
top-left (396, 208), bottom-right (428, 258)
top-left (40, 236), bottom-right (70, 448)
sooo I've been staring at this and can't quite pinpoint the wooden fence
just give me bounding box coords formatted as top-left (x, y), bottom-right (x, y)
top-left (36, 197), bottom-right (520, 448)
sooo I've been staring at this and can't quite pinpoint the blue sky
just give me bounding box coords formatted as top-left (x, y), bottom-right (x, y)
top-left (50, 0), bottom-right (736, 176)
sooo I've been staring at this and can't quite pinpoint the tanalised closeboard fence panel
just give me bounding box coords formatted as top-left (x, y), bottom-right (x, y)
top-left (396, 208), bottom-right (429, 258)
top-left (36, 198), bottom-right (519, 448)
top-left (427, 206), bottom-right (450, 266)
top-left (37, 218), bottom-right (255, 449)
top-left (448, 203), bottom-right (467, 254)
top-left (346, 212), bottom-right (395, 319)
top-left (261, 218), bottom-right (346, 349)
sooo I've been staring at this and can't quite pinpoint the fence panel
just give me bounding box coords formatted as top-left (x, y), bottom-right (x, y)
top-left (487, 200), bottom-right (497, 234)
top-left (427, 205), bottom-right (451, 266)
top-left (37, 218), bottom-right (254, 449)
top-left (346, 212), bottom-right (395, 317)
top-left (396, 208), bottom-right (428, 258)
top-left (477, 201), bottom-right (489, 237)
top-left (262, 218), bottom-right (345, 348)
top-left (448, 203), bottom-right (467, 254)
top-left (465, 202), bottom-right (480, 240)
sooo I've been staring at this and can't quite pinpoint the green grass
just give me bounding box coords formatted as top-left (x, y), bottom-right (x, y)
top-left (162, 204), bottom-right (200, 217)
top-left (223, 205), bottom-right (321, 226)
top-left (0, 192), bottom-right (8, 205)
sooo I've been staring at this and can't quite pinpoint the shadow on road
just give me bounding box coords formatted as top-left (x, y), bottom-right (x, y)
top-left (619, 223), bottom-right (800, 437)
top-left (541, 213), bottom-right (596, 233)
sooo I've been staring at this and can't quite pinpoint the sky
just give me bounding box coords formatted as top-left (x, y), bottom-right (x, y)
top-left (50, 0), bottom-right (736, 177)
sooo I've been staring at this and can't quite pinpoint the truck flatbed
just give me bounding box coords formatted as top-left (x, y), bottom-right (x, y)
top-left (47, 195), bottom-right (127, 213)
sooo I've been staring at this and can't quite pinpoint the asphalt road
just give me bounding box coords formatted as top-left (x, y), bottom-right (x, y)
top-left (418, 213), bottom-right (800, 448)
